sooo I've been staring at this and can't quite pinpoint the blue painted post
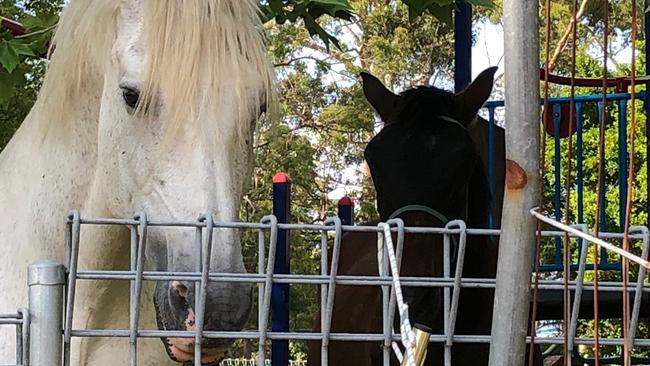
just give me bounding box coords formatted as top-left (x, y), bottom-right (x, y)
top-left (272, 172), bottom-right (291, 366)
top-left (454, 0), bottom-right (472, 92)
top-left (618, 100), bottom-right (629, 229)
top-left (597, 102), bottom-right (608, 266)
top-left (646, 6), bottom-right (650, 228)
top-left (553, 103), bottom-right (563, 268)
top-left (576, 103), bottom-right (585, 224)
top-left (337, 196), bottom-right (354, 225)
top-left (488, 106), bottom-right (497, 229)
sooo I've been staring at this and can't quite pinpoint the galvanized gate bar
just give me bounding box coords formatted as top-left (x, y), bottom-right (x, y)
top-left (318, 224), bottom-right (328, 365)
top-left (444, 220), bottom-right (467, 366)
top-left (66, 271), bottom-right (650, 292)
top-left (0, 309), bottom-right (29, 366)
top-left (63, 210), bottom-right (80, 366)
top-left (257, 215), bottom-right (278, 366)
top-left (28, 261), bottom-right (64, 366)
top-left (194, 214), bottom-right (215, 366)
top-left (384, 219), bottom-right (406, 366)
top-left (627, 226), bottom-right (650, 346)
top-left (568, 224), bottom-right (589, 357)
top-left (320, 217), bottom-right (342, 365)
top-left (380, 222), bottom-right (390, 366)
top-left (443, 225), bottom-right (451, 366)
top-left (18, 309), bottom-right (29, 366)
top-left (129, 213), bottom-right (148, 366)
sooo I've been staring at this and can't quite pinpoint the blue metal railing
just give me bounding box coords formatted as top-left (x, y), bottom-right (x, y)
top-left (483, 91), bottom-right (646, 272)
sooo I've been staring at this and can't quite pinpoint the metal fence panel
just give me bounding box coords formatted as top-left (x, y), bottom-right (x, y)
top-left (10, 212), bottom-right (650, 365)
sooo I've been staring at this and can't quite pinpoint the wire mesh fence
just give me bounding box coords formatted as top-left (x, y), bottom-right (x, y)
top-left (7, 210), bottom-right (650, 365)
top-left (219, 359), bottom-right (305, 366)
top-left (0, 309), bottom-right (29, 366)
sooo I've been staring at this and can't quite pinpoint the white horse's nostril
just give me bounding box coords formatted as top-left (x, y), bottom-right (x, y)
top-left (171, 280), bottom-right (189, 298)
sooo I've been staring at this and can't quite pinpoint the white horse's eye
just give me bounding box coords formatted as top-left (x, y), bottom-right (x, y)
top-left (121, 86), bottom-right (140, 113)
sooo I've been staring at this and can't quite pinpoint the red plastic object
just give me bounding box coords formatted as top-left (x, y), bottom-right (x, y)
top-left (338, 196), bottom-right (353, 206)
top-left (542, 103), bottom-right (577, 138)
top-left (272, 172), bottom-right (291, 183)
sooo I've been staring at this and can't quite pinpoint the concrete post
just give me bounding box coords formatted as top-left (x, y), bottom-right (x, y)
top-left (488, 0), bottom-right (541, 364)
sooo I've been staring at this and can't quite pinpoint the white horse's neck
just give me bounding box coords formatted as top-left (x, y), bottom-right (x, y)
top-left (0, 83), bottom-right (103, 262)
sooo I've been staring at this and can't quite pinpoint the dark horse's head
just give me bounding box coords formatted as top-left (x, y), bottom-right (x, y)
top-left (361, 68), bottom-right (497, 222)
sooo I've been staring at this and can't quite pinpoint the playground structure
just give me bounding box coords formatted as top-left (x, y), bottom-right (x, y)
top-left (2, 0), bottom-right (650, 365)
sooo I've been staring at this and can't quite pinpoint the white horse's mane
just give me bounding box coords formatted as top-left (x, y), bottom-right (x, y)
top-left (41, 0), bottom-right (274, 137)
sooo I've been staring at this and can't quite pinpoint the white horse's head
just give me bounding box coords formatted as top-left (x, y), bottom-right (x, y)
top-left (44, 1), bottom-right (273, 363)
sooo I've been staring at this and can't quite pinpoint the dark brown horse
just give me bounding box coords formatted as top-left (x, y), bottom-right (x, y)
top-left (307, 68), bottom-right (536, 365)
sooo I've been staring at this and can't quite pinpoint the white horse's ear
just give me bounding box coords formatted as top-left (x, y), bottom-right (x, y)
top-left (361, 72), bottom-right (399, 124)
top-left (455, 67), bottom-right (497, 124)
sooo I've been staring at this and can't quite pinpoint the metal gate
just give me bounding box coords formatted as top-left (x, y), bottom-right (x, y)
top-left (3, 208), bottom-right (650, 365)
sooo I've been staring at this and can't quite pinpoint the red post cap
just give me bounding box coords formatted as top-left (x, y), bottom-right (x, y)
top-left (272, 171), bottom-right (291, 183)
top-left (338, 196), bottom-right (353, 206)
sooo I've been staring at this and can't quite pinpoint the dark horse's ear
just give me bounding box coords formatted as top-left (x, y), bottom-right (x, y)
top-left (455, 67), bottom-right (498, 126)
top-left (361, 72), bottom-right (399, 124)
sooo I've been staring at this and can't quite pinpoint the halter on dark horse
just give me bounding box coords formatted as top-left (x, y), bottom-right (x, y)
top-left (307, 68), bottom-right (538, 365)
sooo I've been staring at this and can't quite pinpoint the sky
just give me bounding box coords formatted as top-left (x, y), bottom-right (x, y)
top-left (472, 20), bottom-right (505, 80)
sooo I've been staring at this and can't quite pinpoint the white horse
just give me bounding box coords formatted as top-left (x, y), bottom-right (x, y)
top-left (0, 1), bottom-right (273, 365)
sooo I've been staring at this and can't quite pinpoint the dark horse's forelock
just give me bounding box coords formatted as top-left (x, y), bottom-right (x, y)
top-left (396, 86), bottom-right (457, 125)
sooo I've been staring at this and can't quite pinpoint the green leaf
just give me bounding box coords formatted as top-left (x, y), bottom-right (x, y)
top-left (0, 76), bottom-right (14, 104)
top-left (0, 41), bottom-right (20, 73)
top-left (20, 13), bottom-right (58, 31)
top-left (269, 0), bottom-right (285, 14)
top-left (308, 0), bottom-right (354, 18)
top-left (0, 67), bottom-right (26, 105)
top-left (426, 4), bottom-right (454, 25)
top-left (20, 15), bottom-right (47, 30)
top-left (466, 0), bottom-right (496, 9)
top-left (302, 12), bottom-right (341, 51)
top-left (7, 40), bottom-right (35, 57)
top-left (402, 0), bottom-right (438, 20)
top-left (403, 0), bottom-right (495, 21)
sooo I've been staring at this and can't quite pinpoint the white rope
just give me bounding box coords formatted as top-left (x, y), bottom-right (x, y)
top-left (391, 341), bottom-right (404, 363)
top-left (531, 208), bottom-right (650, 269)
top-left (377, 222), bottom-right (417, 366)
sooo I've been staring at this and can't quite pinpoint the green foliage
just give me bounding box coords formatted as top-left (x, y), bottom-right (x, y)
top-left (0, 1), bottom-right (60, 105)
top-left (260, 0), bottom-right (355, 49)
top-left (402, 0), bottom-right (494, 24)
top-left (0, 1), bottom-right (60, 152)
top-left (0, 0), bottom-right (497, 110)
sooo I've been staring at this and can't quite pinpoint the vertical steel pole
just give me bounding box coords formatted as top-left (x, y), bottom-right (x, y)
top-left (28, 260), bottom-right (64, 366)
top-left (645, 0), bottom-right (650, 228)
top-left (454, 0), bottom-right (472, 93)
top-left (272, 172), bottom-right (291, 366)
top-left (618, 100), bottom-right (629, 229)
top-left (337, 196), bottom-right (354, 225)
top-left (488, 0), bottom-right (540, 364)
